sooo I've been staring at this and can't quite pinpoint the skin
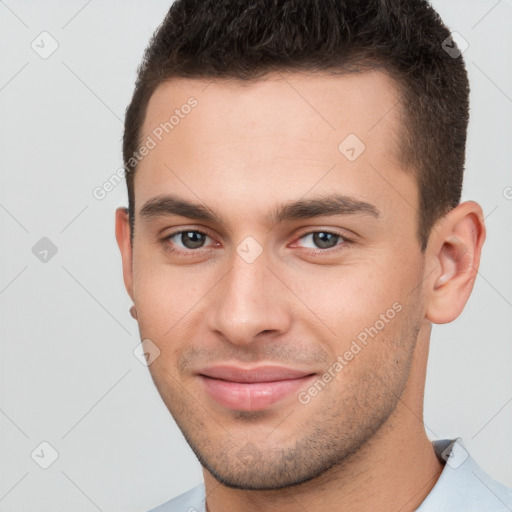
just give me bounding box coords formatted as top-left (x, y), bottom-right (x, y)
top-left (116, 70), bottom-right (485, 512)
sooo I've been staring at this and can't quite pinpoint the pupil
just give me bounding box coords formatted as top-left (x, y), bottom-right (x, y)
top-left (182, 231), bottom-right (205, 249)
top-left (313, 232), bottom-right (338, 249)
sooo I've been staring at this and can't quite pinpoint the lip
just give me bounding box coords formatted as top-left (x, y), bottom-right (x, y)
top-left (197, 365), bottom-right (316, 411)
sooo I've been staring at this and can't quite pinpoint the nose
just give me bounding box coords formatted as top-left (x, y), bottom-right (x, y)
top-left (206, 250), bottom-right (292, 346)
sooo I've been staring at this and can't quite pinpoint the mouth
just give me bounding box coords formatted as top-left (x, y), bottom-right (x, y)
top-left (197, 365), bottom-right (317, 411)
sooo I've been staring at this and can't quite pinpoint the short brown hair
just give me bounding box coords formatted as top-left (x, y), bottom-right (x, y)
top-left (123, 0), bottom-right (469, 250)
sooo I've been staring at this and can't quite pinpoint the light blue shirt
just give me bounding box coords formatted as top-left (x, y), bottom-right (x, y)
top-left (148, 439), bottom-right (512, 511)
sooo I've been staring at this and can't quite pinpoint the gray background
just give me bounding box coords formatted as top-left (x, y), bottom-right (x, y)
top-left (0, 1), bottom-right (511, 511)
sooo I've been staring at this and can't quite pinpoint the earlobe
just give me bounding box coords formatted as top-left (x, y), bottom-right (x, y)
top-left (115, 207), bottom-right (134, 301)
top-left (425, 202), bottom-right (486, 324)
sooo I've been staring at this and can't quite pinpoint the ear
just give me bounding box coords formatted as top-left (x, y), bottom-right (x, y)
top-left (424, 201), bottom-right (486, 324)
top-left (115, 207), bottom-right (134, 301)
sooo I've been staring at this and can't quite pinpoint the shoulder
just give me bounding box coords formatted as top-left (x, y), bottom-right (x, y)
top-left (147, 483), bottom-right (205, 512)
top-left (417, 438), bottom-right (512, 511)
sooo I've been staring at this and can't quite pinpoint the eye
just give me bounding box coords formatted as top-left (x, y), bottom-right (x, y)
top-left (296, 231), bottom-right (347, 251)
top-left (164, 229), bottom-right (213, 252)
top-left (161, 228), bottom-right (350, 257)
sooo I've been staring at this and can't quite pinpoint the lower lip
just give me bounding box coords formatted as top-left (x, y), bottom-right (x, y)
top-left (199, 374), bottom-right (315, 411)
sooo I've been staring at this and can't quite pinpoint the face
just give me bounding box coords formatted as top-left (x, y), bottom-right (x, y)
top-left (121, 71), bottom-right (429, 489)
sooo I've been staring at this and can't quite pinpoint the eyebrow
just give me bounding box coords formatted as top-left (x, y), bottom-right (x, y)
top-left (139, 193), bottom-right (380, 226)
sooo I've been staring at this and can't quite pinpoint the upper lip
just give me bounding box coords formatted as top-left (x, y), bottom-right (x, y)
top-left (198, 365), bottom-right (315, 383)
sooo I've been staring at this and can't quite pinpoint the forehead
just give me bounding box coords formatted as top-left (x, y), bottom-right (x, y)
top-left (134, 70), bottom-right (417, 230)
top-left (141, 70), bottom-right (403, 152)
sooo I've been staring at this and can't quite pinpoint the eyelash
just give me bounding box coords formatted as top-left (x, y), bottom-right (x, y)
top-left (162, 229), bottom-right (352, 257)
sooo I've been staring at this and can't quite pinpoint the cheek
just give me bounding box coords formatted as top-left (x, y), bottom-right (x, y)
top-left (132, 240), bottom-right (423, 351)
top-left (291, 253), bottom-right (416, 341)
top-left (131, 251), bottom-right (214, 344)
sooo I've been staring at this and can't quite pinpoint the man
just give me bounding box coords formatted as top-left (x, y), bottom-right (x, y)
top-left (115, 0), bottom-right (512, 510)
